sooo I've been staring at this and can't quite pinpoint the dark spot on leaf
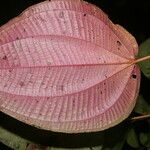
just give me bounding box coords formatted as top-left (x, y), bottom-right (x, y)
top-left (104, 82), bottom-right (106, 85)
top-left (101, 91), bottom-right (103, 94)
top-left (2, 55), bottom-right (7, 60)
top-left (62, 31), bottom-right (66, 34)
top-left (73, 100), bottom-right (75, 107)
top-left (11, 43), bottom-right (15, 48)
top-left (19, 81), bottom-right (25, 87)
top-left (105, 75), bottom-right (107, 78)
top-left (36, 100), bottom-right (39, 103)
top-left (41, 82), bottom-right (45, 85)
top-left (29, 80), bottom-right (33, 84)
top-left (16, 37), bottom-right (19, 40)
top-left (9, 69), bottom-right (12, 72)
top-left (60, 85), bottom-right (64, 91)
top-left (132, 74), bottom-right (137, 79)
top-left (23, 28), bottom-right (26, 32)
top-left (83, 13), bottom-right (87, 17)
top-left (91, 29), bottom-right (93, 32)
top-left (117, 40), bottom-right (122, 46)
top-left (59, 11), bottom-right (64, 18)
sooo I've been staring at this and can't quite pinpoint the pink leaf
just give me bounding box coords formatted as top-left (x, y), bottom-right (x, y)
top-left (0, 0), bottom-right (140, 133)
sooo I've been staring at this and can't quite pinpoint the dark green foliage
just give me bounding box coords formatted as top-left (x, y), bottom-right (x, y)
top-left (138, 39), bottom-right (150, 79)
top-left (134, 95), bottom-right (150, 115)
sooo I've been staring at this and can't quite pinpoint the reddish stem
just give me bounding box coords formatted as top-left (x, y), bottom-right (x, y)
top-left (132, 55), bottom-right (150, 64)
top-left (131, 114), bottom-right (150, 121)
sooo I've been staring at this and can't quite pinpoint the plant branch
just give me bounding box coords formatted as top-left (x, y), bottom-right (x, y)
top-left (132, 55), bottom-right (150, 64)
top-left (131, 114), bottom-right (150, 121)
top-left (125, 55), bottom-right (150, 68)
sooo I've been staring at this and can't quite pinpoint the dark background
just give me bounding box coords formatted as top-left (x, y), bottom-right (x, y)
top-left (0, 0), bottom-right (150, 150)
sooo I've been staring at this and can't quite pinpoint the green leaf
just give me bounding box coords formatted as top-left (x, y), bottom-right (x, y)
top-left (134, 95), bottom-right (150, 114)
top-left (111, 140), bottom-right (125, 150)
top-left (126, 129), bottom-right (140, 148)
top-left (138, 38), bottom-right (150, 79)
top-left (140, 130), bottom-right (150, 149)
top-left (90, 146), bottom-right (103, 150)
top-left (0, 126), bottom-right (29, 150)
top-left (50, 147), bottom-right (103, 150)
top-left (139, 133), bottom-right (148, 146)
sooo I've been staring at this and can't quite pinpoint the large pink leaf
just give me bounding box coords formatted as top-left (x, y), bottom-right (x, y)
top-left (0, 0), bottom-right (140, 133)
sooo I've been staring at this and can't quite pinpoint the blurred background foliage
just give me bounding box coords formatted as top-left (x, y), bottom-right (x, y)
top-left (0, 0), bottom-right (150, 150)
